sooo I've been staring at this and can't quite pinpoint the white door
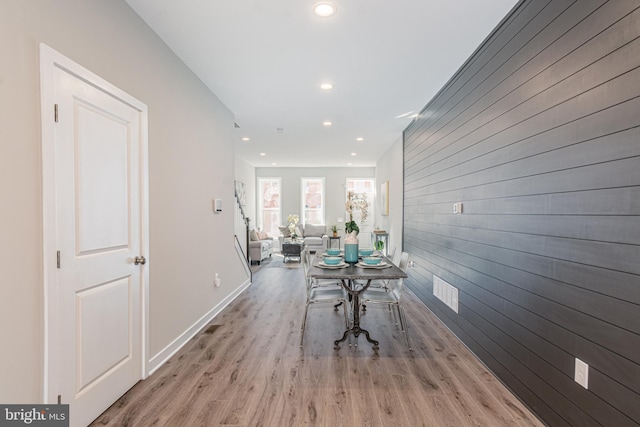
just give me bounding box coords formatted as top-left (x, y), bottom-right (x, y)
top-left (42, 46), bottom-right (148, 427)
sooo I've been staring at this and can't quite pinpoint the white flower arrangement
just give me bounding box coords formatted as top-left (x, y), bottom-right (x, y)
top-left (345, 191), bottom-right (368, 234)
top-left (287, 214), bottom-right (300, 237)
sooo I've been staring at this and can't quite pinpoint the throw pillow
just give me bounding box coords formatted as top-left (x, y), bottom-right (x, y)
top-left (258, 231), bottom-right (269, 240)
top-left (279, 226), bottom-right (291, 238)
top-left (249, 229), bottom-right (259, 241)
top-left (304, 224), bottom-right (325, 237)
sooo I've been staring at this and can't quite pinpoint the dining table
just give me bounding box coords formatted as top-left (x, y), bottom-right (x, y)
top-left (308, 252), bottom-right (408, 349)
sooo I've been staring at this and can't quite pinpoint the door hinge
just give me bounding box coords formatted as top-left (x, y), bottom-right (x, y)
top-left (54, 104), bottom-right (59, 122)
top-left (56, 250), bottom-right (61, 269)
top-left (57, 394), bottom-right (61, 404)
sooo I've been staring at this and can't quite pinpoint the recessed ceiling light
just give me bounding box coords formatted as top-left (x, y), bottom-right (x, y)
top-left (313, 1), bottom-right (336, 17)
top-left (350, 152), bottom-right (357, 156)
top-left (323, 121), bottom-right (333, 126)
top-left (272, 162), bottom-right (277, 166)
top-left (356, 137), bottom-right (364, 142)
top-left (347, 162), bottom-right (353, 166)
top-left (260, 152), bottom-right (266, 156)
top-left (242, 137), bottom-right (250, 141)
top-left (320, 82), bottom-right (334, 90)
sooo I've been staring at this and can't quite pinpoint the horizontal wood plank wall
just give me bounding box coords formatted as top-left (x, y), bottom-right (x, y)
top-left (403, 0), bottom-right (640, 425)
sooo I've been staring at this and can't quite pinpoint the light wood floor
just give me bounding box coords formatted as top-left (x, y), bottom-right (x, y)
top-left (91, 257), bottom-right (545, 427)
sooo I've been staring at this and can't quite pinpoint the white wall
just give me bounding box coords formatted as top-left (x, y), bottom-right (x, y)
top-left (375, 136), bottom-right (404, 255)
top-left (0, 0), bottom-right (247, 403)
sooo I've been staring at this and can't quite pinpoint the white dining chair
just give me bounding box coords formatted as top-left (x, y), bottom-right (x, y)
top-left (366, 248), bottom-right (406, 291)
top-left (360, 251), bottom-right (412, 350)
top-left (305, 250), bottom-right (341, 288)
top-left (387, 246), bottom-right (397, 263)
top-left (300, 247), bottom-right (350, 347)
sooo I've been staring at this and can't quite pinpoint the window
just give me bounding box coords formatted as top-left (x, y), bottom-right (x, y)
top-left (345, 178), bottom-right (375, 233)
top-left (258, 178), bottom-right (281, 237)
top-left (301, 177), bottom-right (325, 225)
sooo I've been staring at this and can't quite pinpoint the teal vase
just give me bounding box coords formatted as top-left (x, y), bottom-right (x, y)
top-left (344, 231), bottom-right (359, 264)
top-left (344, 243), bottom-right (358, 264)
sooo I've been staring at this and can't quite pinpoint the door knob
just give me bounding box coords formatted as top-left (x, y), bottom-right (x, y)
top-left (134, 256), bottom-right (146, 265)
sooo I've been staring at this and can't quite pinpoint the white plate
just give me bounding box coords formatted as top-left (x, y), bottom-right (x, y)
top-left (318, 261), bottom-right (347, 269)
top-left (356, 261), bottom-right (389, 269)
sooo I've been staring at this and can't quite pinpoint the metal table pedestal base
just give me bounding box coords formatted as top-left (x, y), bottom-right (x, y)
top-left (334, 280), bottom-right (378, 350)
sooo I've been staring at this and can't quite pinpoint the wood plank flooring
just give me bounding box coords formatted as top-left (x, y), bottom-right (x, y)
top-left (91, 257), bottom-right (545, 426)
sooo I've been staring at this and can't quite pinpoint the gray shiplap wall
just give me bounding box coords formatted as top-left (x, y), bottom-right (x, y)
top-left (402, 0), bottom-right (640, 425)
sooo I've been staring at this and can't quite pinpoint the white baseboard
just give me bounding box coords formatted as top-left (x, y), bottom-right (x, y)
top-left (146, 278), bottom-right (252, 376)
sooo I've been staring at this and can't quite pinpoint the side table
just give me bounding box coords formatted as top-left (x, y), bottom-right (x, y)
top-left (372, 232), bottom-right (389, 256)
top-left (282, 240), bottom-right (304, 263)
top-left (327, 235), bottom-right (341, 250)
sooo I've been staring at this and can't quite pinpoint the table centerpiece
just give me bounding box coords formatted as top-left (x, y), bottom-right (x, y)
top-left (344, 191), bottom-right (368, 264)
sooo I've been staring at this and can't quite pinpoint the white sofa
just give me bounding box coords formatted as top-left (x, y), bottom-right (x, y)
top-left (279, 224), bottom-right (328, 253)
top-left (249, 230), bottom-right (274, 264)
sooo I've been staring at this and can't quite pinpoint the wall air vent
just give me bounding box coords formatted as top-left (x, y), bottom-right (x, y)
top-left (433, 275), bottom-right (459, 313)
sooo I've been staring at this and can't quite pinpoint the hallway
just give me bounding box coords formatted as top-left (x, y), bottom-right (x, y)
top-left (92, 262), bottom-right (542, 426)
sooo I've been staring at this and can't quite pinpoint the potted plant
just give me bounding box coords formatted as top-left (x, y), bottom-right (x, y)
top-left (344, 220), bottom-right (359, 235)
top-left (331, 224), bottom-right (338, 237)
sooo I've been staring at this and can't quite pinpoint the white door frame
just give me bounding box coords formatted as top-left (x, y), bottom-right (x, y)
top-left (39, 43), bottom-right (149, 403)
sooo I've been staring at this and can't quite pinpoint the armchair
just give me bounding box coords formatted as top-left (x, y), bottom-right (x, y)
top-left (249, 229), bottom-right (274, 264)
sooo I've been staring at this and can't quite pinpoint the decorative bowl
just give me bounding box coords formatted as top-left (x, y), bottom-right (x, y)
top-left (323, 256), bottom-right (342, 265)
top-left (359, 249), bottom-right (374, 256)
top-left (326, 249), bottom-right (341, 256)
top-left (363, 257), bottom-right (382, 265)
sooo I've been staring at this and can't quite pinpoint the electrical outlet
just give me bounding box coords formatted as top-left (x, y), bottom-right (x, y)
top-left (214, 273), bottom-right (221, 287)
top-left (574, 358), bottom-right (589, 389)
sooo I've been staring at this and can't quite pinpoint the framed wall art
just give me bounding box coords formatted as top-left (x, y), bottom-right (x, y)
top-left (234, 180), bottom-right (246, 206)
top-left (380, 181), bottom-right (389, 216)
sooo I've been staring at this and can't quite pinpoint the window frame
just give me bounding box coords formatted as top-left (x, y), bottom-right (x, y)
top-left (257, 177), bottom-right (282, 237)
top-left (345, 177), bottom-right (375, 232)
top-left (300, 177), bottom-right (325, 226)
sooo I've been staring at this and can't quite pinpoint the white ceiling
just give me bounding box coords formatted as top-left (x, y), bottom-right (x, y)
top-left (125, 0), bottom-right (519, 167)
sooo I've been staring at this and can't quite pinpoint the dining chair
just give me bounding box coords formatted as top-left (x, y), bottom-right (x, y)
top-left (305, 249), bottom-right (341, 288)
top-left (300, 247), bottom-right (350, 347)
top-left (396, 251), bottom-right (410, 272)
top-left (387, 246), bottom-right (397, 263)
top-left (391, 247), bottom-right (401, 266)
top-left (366, 248), bottom-right (407, 291)
top-left (360, 251), bottom-right (412, 350)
